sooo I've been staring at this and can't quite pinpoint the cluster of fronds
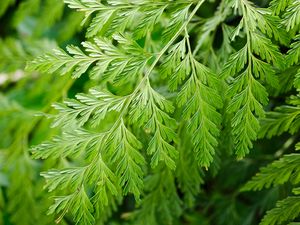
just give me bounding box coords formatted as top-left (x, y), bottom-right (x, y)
top-left (1, 0), bottom-right (300, 224)
top-left (243, 1), bottom-right (300, 224)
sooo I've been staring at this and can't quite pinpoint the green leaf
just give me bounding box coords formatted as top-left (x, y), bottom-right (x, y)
top-left (260, 105), bottom-right (300, 138)
top-left (106, 119), bottom-right (145, 199)
top-left (241, 154), bottom-right (300, 191)
top-left (31, 129), bottom-right (103, 159)
top-left (52, 88), bottom-right (127, 127)
top-left (48, 188), bottom-right (95, 225)
top-left (283, 0), bottom-right (300, 31)
top-left (26, 35), bottom-right (150, 82)
top-left (129, 81), bottom-right (178, 169)
top-left (260, 197), bottom-right (300, 225)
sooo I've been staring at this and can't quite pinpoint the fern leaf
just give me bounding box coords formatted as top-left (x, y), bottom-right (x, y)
top-left (177, 56), bottom-right (222, 167)
top-left (24, 1), bottom-right (220, 224)
top-left (241, 154), bottom-right (300, 191)
top-left (26, 35), bottom-right (150, 82)
top-left (49, 188), bottom-right (95, 225)
top-left (259, 105), bottom-right (300, 138)
top-left (31, 129), bottom-right (103, 159)
top-left (42, 168), bottom-right (85, 192)
top-left (282, 0), bottom-right (300, 31)
top-left (52, 87), bottom-right (127, 127)
top-left (106, 119), bottom-right (145, 199)
top-left (287, 34), bottom-right (300, 67)
top-left (64, 0), bottom-right (195, 38)
top-left (161, 28), bottom-right (222, 168)
top-left (162, 4), bottom-right (191, 43)
top-left (260, 197), bottom-right (300, 225)
top-left (269, 0), bottom-right (292, 15)
top-left (129, 81), bottom-right (178, 169)
top-left (221, 0), bottom-right (283, 157)
top-left (133, 5), bottom-right (167, 39)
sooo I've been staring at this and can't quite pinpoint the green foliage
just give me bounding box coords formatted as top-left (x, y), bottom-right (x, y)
top-left (260, 197), bottom-right (300, 225)
top-left (27, 34), bottom-right (150, 81)
top-left (282, 0), bottom-right (300, 31)
top-left (242, 154), bottom-right (300, 191)
top-left (243, 2), bottom-right (300, 224)
top-left (1, 0), bottom-right (300, 225)
top-left (221, 0), bottom-right (285, 158)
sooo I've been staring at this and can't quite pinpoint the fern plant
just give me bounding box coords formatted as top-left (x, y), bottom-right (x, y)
top-left (243, 1), bottom-right (300, 224)
top-left (1, 0), bottom-right (300, 224)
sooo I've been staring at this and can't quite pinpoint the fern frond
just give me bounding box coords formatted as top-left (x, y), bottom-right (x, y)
top-left (26, 34), bottom-right (150, 82)
top-left (25, 0), bottom-right (224, 223)
top-left (161, 28), bottom-right (222, 168)
top-left (106, 119), bottom-right (145, 199)
top-left (260, 197), bottom-right (300, 225)
top-left (87, 155), bottom-right (121, 220)
top-left (287, 34), bottom-right (300, 67)
top-left (282, 0), bottom-right (300, 31)
top-left (64, 0), bottom-right (196, 38)
top-left (269, 0), bottom-right (292, 15)
top-left (133, 4), bottom-right (167, 39)
top-left (42, 168), bottom-right (85, 192)
top-left (193, 0), bottom-right (231, 57)
top-left (49, 188), bottom-right (95, 225)
top-left (31, 129), bottom-right (103, 159)
top-left (221, 0), bottom-right (283, 157)
top-left (6, 0), bottom-right (300, 224)
top-left (259, 105), bottom-right (300, 138)
top-left (38, 129), bottom-right (123, 222)
top-left (162, 4), bottom-right (192, 43)
top-left (51, 87), bottom-right (127, 127)
top-left (177, 56), bottom-right (222, 167)
top-left (129, 80), bottom-right (178, 169)
top-left (242, 154), bottom-right (300, 191)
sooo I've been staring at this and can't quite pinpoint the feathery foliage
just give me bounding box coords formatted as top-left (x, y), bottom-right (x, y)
top-left (243, 2), bottom-right (300, 224)
top-left (1, 0), bottom-right (300, 225)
